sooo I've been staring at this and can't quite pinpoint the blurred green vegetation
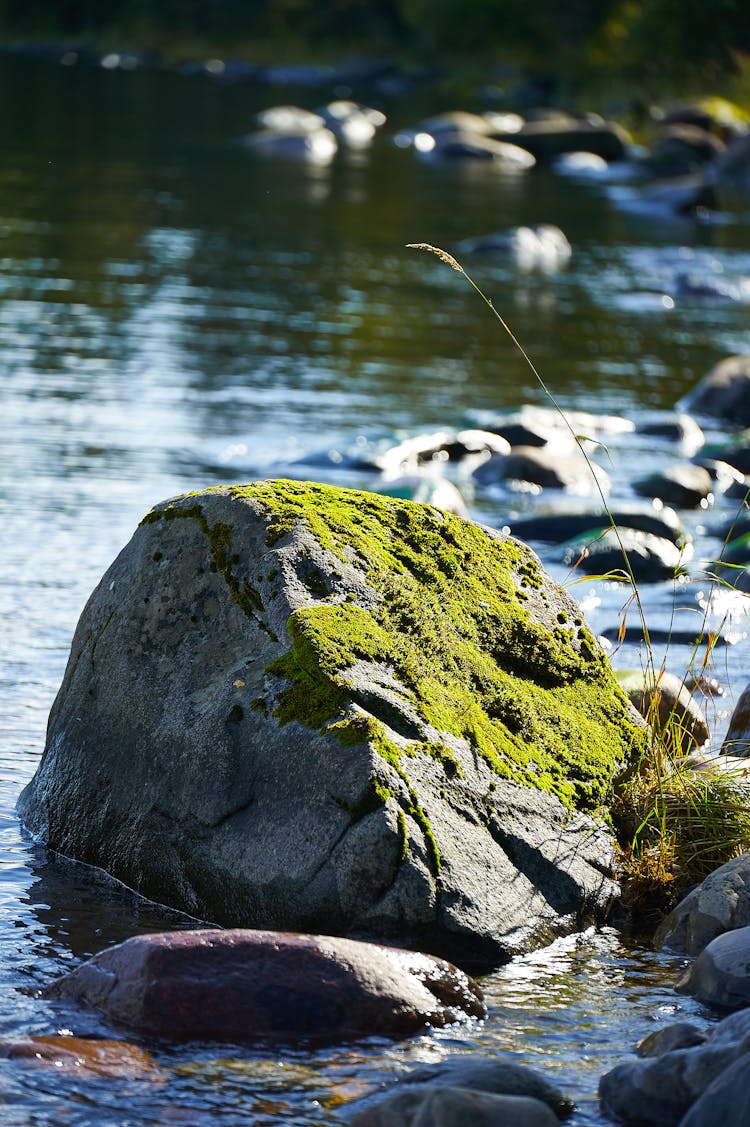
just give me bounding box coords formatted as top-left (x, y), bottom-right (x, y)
top-left (0, 1), bottom-right (748, 89)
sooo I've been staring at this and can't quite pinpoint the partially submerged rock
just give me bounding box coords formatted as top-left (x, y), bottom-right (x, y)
top-left (676, 925), bottom-right (750, 1010)
top-left (655, 854), bottom-right (750, 955)
top-left (0, 1034), bottom-right (163, 1079)
top-left (633, 463), bottom-right (714, 508)
top-left (505, 507), bottom-right (686, 547)
top-left (349, 1087), bottom-right (560, 1126)
top-left (18, 480), bottom-right (643, 963)
top-left (490, 117), bottom-right (631, 163)
top-left (349, 1053), bottom-right (575, 1120)
top-left (562, 528), bottom-right (688, 584)
top-left (600, 1009), bottom-right (750, 1126)
top-left (42, 928), bottom-right (483, 1044)
top-left (680, 356), bottom-right (750, 427)
top-left (474, 445), bottom-right (610, 495)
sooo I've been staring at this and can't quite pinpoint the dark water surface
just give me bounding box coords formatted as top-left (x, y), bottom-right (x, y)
top-left (1, 52), bottom-right (749, 1123)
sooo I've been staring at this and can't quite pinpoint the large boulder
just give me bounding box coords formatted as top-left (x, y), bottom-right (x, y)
top-left (42, 928), bottom-right (483, 1044)
top-left (18, 480), bottom-right (644, 963)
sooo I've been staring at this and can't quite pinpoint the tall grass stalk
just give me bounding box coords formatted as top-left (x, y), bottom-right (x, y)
top-left (407, 241), bottom-right (750, 911)
top-left (406, 242), bottom-right (654, 656)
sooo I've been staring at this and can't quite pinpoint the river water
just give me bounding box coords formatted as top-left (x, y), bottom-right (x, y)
top-left (1, 50), bottom-right (749, 1123)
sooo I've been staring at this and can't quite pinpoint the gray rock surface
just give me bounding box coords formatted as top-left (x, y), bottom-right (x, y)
top-left (349, 1086), bottom-right (559, 1127)
top-left (680, 1051), bottom-right (750, 1127)
top-left (562, 527), bottom-right (688, 584)
top-left (348, 1054), bottom-right (574, 1120)
top-left (43, 928), bottom-right (484, 1044)
top-left (599, 1035), bottom-right (750, 1125)
top-left (680, 356), bottom-right (750, 427)
top-left (722, 685), bottom-right (750, 757)
top-left (618, 670), bottom-right (710, 753)
top-left (474, 444), bottom-right (610, 495)
top-left (18, 480), bottom-right (641, 964)
top-left (633, 463), bottom-right (714, 508)
top-left (636, 1023), bottom-right (707, 1057)
top-left (676, 925), bottom-right (750, 1009)
top-left (656, 854), bottom-right (750, 955)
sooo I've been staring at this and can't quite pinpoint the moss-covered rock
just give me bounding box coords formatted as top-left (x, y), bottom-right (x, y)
top-left (18, 479), bottom-right (645, 963)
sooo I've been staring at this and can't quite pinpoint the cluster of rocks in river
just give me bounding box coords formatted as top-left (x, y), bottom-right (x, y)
top-left (598, 855), bottom-right (750, 1126)
top-left (13, 438), bottom-right (750, 1122)
top-left (298, 352), bottom-right (750, 719)
top-left (5, 40), bottom-right (750, 242)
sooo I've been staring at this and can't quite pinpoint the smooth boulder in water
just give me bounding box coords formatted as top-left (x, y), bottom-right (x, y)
top-left (17, 480), bottom-right (644, 964)
top-left (42, 928), bottom-right (484, 1044)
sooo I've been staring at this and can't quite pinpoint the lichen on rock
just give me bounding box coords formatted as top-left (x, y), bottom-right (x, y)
top-left (18, 478), bottom-right (645, 963)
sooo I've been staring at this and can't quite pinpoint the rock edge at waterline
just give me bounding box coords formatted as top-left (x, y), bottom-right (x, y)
top-left (18, 479), bottom-right (645, 964)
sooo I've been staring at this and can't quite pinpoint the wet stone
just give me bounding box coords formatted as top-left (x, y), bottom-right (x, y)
top-left (349, 1087), bottom-right (560, 1127)
top-left (0, 1034), bottom-right (164, 1079)
top-left (680, 357), bottom-right (750, 428)
top-left (676, 925), bottom-right (750, 1009)
top-left (633, 463), bottom-right (714, 508)
top-left (655, 854), bottom-right (750, 956)
top-left (42, 928), bottom-right (485, 1045)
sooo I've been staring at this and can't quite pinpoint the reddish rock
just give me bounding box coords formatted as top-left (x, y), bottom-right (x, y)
top-left (0, 1034), bottom-right (163, 1079)
top-left (43, 928), bottom-right (485, 1044)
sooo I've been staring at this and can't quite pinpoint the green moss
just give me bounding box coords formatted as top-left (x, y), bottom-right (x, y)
top-left (344, 778), bottom-right (393, 825)
top-left (144, 480), bottom-right (644, 819)
top-left (396, 809), bottom-right (409, 862)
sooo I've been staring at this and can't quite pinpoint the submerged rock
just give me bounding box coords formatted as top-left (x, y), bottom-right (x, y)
top-left (18, 480), bottom-right (644, 963)
top-left (349, 1087), bottom-right (560, 1126)
top-left (0, 1034), bottom-right (163, 1079)
top-left (43, 928), bottom-right (483, 1044)
top-left (350, 1053), bottom-right (575, 1119)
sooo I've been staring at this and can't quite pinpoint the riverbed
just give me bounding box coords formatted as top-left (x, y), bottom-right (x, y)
top-left (1, 48), bottom-right (748, 1123)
